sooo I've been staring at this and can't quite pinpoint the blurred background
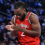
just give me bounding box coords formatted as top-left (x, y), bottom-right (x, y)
top-left (0, 0), bottom-right (45, 45)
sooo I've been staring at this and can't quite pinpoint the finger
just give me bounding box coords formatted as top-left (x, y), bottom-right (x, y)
top-left (5, 25), bottom-right (7, 28)
top-left (11, 25), bottom-right (15, 29)
top-left (7, 27), bottom-right (14, 31)
top-left (11, 25), bottom-right (14, 29)
top-left (9, 29), bottom-right (14, 31)
top-left (10, 22), bottom-right (14, 25)
top-left (5, 25), bottom-right (8, 29)
top-left (7, 29), bottom-right (14, 31)
top-left (11, 29), bottom-right (14, 31)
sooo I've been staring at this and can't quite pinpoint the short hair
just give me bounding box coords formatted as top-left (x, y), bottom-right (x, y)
top-left (14, 1), bottom-right (28, 12)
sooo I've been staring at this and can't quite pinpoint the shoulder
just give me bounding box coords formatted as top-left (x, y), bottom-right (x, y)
top-left (11, 15), bottom-right (16, 24)
top-left (12, 15), bottom-right (16, 19)
top-left (29, 12), bottom-right (39, 23)
top-left (30, 12), bottom-right (38, 18)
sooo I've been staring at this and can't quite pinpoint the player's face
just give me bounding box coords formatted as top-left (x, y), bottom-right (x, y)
top-left (14, 8), bottom-right (26, 21)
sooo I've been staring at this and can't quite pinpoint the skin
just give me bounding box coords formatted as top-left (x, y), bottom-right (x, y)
top-left (14, 8), bottom-right (26, 20)
top-left (5, 8), bottom-right (41, 37)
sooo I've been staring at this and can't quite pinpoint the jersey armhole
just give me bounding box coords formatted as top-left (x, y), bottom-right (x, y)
top-left (28, 12), bottom-right (32, 24)
top-left (14, 15), bottom-right (16, 24)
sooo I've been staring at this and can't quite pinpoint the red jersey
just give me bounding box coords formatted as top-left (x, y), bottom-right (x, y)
top-left (15, 12), bottom-right (40, 45)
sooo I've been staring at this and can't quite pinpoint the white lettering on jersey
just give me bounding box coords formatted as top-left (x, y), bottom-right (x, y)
top-left (21, 32), bottom-right (25, 36)
top-left (20, 23), bottom-right (29, 36)
top-left (20, 23), bottom-right (29, 29)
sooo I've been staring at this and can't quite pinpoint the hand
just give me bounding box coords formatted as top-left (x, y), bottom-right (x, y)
top-left (10, 22), bottom-right (23, 31)
top-left (5, 22), bottom-right (14, 31)
top-left (5, 25), bottom-right (14, 31)
top-left (5, 22), bottom-right (23, 31)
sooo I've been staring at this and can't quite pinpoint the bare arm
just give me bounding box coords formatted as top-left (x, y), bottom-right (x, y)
top-left (11, 15), bottom-right (15, 24)
top-left (10, 15), bottom-right (17, 38)
top-left (21, 13), bottom-right (41, 37)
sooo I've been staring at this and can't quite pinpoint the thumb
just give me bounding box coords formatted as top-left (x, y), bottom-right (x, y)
top-left (10, 22), bottom-right (14, 25)
top-left (5, 25), bottom-right (7, 28)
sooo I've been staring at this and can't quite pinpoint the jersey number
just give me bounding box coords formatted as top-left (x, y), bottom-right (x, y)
top-left (21, 32), bottom-right (25, 36)
top-left (21, 26), bottom-right (27, 36)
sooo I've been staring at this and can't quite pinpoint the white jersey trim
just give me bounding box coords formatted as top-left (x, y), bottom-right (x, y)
top-left (28, 12), bottom-right (32, 24)
top-left (14, 15), bottom-right (16, 24)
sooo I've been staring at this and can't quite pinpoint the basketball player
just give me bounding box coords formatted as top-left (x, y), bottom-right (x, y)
top-left (5, 2), bottom-right (41, 45)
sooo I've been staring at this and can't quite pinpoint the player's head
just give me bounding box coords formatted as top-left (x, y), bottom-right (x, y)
top-left (14, 1), bottom-right (28, 21)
